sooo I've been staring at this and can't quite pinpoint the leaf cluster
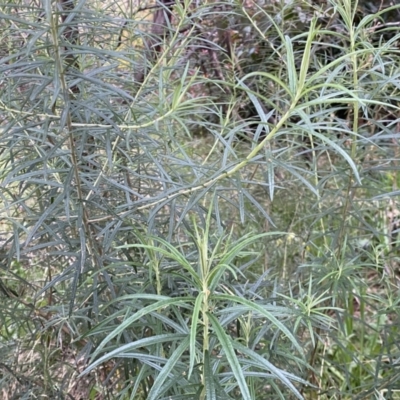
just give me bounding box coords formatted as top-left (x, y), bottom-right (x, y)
top-left (1, 0), bottom-right (400, 399)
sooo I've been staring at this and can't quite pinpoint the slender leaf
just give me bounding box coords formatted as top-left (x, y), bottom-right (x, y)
top-left (208, 312), bottom-right (251, 400)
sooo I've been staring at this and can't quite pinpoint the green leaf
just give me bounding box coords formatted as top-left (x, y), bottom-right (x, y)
top-left (204, 349), bottom-right (217, 400)
top-left (285, 35), bottom-right (297, 96)
top-left (213, 294), bottom-right (303, 356)
top-left (119, 238), bottom-right (202, 288)
top-left (189, 292), bottom-right (204, 378)
top-left (80, 334), bottom-right (186, 376)
top-left (232, 341), bottom-right (309, 400)
top-left (208, 312), bottom-right (251, 400)
top-left (298, 17), bottom-right (318, 90)
top-left (92, 297), bottom-right (193, 359)
top-left (209, 232), bottom-right (287, 290)
top-left (147, 335), bottom-right (190, 400)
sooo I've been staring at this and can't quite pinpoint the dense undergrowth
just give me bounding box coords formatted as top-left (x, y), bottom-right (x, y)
top-left (1, 0), bottom-right (400, 398)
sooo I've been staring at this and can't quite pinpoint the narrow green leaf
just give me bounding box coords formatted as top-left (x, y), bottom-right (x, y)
top-left (238, 82), bottom-right (272, 127)
top-left (298, 17), bottom-right (317, 90)
top-left (285, 36), bottom-right (297, 95)
top-left (130, 363), bottom-right (152, 399)
top-left (119, 240), bottom-right (202, 287)
top-left (79, 334), bottom-right (186, 377)
top-left (25, 191), bottom-right (65, 245)
top-left (92, 297), bottom-right (192, 359)
top-left (209, 232), bottom-right (287, 290)
top-left (265, 146), bottom-right (275, 201)
top-left (213, 294), bottom-right (303, 356)
top-left (306, 129), bottom-right (361, 184)
top-left (239, 72), bottom-right (291, 99)
top-left (232, 341), bottom-right (308, 400)
top-left (189, 292), bottom-right (204, 378)
top-left (216, 232), bottom-right (285, 271)
top-left (147, 336), bottom-right (190, 400)
top-left (204, 349), bottom-right (217, 400)
top-left (208, 312), bottom-right (251, 400)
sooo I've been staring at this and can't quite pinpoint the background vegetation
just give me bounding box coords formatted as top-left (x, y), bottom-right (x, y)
top-left (1, 0), bottom-right (400, 398)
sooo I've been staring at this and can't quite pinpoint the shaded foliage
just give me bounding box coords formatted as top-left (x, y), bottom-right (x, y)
top-left (1, 0), bottom-right (400, 399)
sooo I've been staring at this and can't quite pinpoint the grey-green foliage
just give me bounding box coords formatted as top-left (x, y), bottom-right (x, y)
top-left (1, 0), bottom-right (400, 398)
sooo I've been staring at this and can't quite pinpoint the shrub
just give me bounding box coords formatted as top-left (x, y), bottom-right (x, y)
top-left (1, 0), bottom-right (400, 398)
